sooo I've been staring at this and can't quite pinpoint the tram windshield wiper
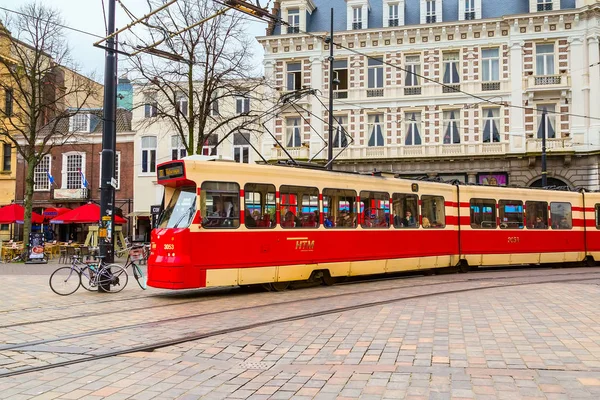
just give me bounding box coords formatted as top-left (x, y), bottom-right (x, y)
top-left (173, 206), bottom-right (195, 229)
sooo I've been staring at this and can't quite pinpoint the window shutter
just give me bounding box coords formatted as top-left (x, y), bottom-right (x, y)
top-left (475, 0), bottom-right (482, 19)
top-left (436, 0), bottom-right (443, 22)
top-left (420, 0), bottom-right (426, 24)
top-left (362, 4), bottom-right (368, 29)
top-left (383, 2), bottom-right (389, 28)
top-left (458, 0), bottom-right (465, 21)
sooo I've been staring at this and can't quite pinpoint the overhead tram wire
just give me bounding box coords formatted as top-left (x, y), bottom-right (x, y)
top-left (273, 17), bottom-right (600, 123)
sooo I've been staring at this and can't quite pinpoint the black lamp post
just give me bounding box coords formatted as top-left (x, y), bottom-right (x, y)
top-left (541, 109), bottom-right (547, 187)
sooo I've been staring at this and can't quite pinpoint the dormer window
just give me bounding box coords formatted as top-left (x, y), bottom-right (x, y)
top-left (69, 113), bottom-right (90, 133)
top-left (287, 9), bottom-right (300, 33)
top-left (530, 0), bottom-right (559, 12)
top-left (384, 0), bottom-right (404, 27)
top-left (352, 7), bottom-right (362, 29)
top-left (389, 4), bottom-right (399, 26)
top-left (538, 0), bottom-right (552, 11)
top-left (421, 0), bottom-right (442, 24)
top-left (459, 0), bottom-right (481, 21)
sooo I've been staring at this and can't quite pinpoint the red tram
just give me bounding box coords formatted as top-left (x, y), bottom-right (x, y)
top-left (147, 157), bottom-right (600, 290)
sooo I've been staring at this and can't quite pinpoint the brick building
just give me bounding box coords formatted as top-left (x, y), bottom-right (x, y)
top-left (258, 0), bottom-right (600, 188)
top-left (14, 108), bottom-right (135, 242)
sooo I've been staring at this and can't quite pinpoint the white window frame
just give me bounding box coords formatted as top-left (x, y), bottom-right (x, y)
top-left (61, 151), bottom-right (86, 189)
top-left (236, 96), bottom-right (250, 115)
top-left (367, 57), bottom-right (384, 89)
top-left (536, 104), bottom-right (558, 139)
top-left (286, 117), bottom-right (302, 148)
top-left (144, 96), bottom-right (158, 118)
top-left (233, 132), bottom-right (251, 164)
top-left (140, 136), bottom-right (157, 175)
top-left (536, 43), bottom-right (556, 76)
top-left (69, 113), bottom-right (90, 133)
top-left (481, 48), bottom-right (500, 82)
top-left (481, 107), bottom-right (502, 143)
top-left (176, 94), bottom-right (188, 117)
top-left (171, 135), bottom-right (187, 161)
top-left (367, 114), bottom-right (385, 147)
top-left (353, 7), bottom-right (362, 29)
top-left (98, 151), bottom-right (121, 190)
top-left (531, 0), bottom-right (559, 12)
top-left (421, 0), bottom-right (442, 23)
top-left (346, 1), bottom-right (368, 30)
top-left (405, 55), bottom-right (421, 87)
top-left (404, 112), bottom-right (423, 146)
top-left (443, 52), bottom-right (460, 84)
top-left (287, 8), bottom-right (300, 33)
top-left (34, 154), bottom-right (51, 192)
top-left (443, 110), bottom-right (461, 144)
top-left (458, 0), bottom-right (481, 20)
top-left (286, 62), bottom-right (302, 92)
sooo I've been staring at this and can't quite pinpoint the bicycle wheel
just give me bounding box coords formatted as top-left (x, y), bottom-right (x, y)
top-left (132, 263), bottom-right (147, 290)
top-left (97, 264), bottom-right (128, 293)
top-left (49, 267), bottom-right (81, 296)
top-left (80, 265), bottom-right (97, 291)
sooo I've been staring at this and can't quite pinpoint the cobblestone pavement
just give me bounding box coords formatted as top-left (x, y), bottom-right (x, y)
top-left (0, 266), bottom-right (599, 399)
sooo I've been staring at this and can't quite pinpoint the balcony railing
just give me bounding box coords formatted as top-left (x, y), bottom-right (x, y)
top-left (426, 15), bottom-right (436, 23)
top-left (54, 188), bottom-right (89, 201)
top-left (271, 146), bottom-right (310, 160)
top-left (352, 22), bottom-right (362, 30)
top-left (388, 18), bottom-right (399, 27)
top-left (527, 137), bottom-right (572, 152)
top-left (287, 26), bottom-right (300, 34)
top-left (333, 90), bottom-right (348, 99)
top-left (366, 88), bottom-right (384, 98)
top-left (537, 3), bottom-right (552, 11)
top-left (404, 86), bottom-right (422, 96)
top-left (534, 75), bottom-right (562, 85)
top-left (442, 84), bottom-right (460, 93)
top-left (464, 11), bottom-right (476, 20)
top-left (526, 74), bottom-right (569, 91)
top-left (482, 81), bottom-right (501, 91)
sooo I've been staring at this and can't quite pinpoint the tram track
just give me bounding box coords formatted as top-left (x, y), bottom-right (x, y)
top-left (1, 271), bottom-right (599, 378)
top-left (0, 267), bottom-right (598, 330)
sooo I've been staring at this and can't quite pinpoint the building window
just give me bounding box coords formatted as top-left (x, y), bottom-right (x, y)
top-left (287, 8), bottom-right (300, 33)
top-left (2, 143), bottom-right (10, 172)
top-left (482, 108), bottom-right (501, 143)
top-left (426, 0), bottom-right (436, 23)
top-left (144, 100), bottom-right (157, 118)
top-left (537, 105), bottom-right (556, 139)
top-left (389, 3), bottom-right (399, 26)
top-left (98, 152), bottom-right (121, 189)
top-left (405, 112), bottom-right (422, 145)
top-left (443, 52), bottom-right (460, 84)
top-left (367, 57), bottom-right (384, 97)
top-left (537, 0), bottom-right (552, 11)
top-left (236, 96), bottom-right (250, 115)
top-left (405, 55), bottom-right (421, 95)
top-left (286, 117), bottom-right (302, 147)
top-left (443, 110), bottom-right (460, 144)
top-left (69, 113), bottom-right (90, 133)
top-left (333, 60), bottom-right (348, 99)
top-left (63, 153), bottom-right (84, 189)
top-left (171, 135), bottom-right (187, 160)
top-left (176, 94), bottom-right (188, 117)
top-left (233, 132), bottom-right (250, 164)
top-left (332, 116), bottom-right (348, 148)
top-left (536, 43), bottom-right (555, 76)
top-left (141, 136), bottom-right (157, 173)
top-left (482, 48), bottom-right (500, 82)
top-left (4, 89), bottom-right (13, 117)
top-left (34, 154), bottom-right (51, 191)
top-left (367, 114), bottom-right (384, 147)
top-left (352, 7), bottom-right (362, 29)
top-left (286, 62), bottom-right (302, 91)
top-left (202, 135), bottom-right (218, 156)
top-left (464, 0), bottom-right (475, 19)
top-left (210, 92), bottom-right (219, 116)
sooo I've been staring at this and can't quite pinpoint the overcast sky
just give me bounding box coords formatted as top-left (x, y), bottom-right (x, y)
top-left (0, 0), bottom-right (267, 82)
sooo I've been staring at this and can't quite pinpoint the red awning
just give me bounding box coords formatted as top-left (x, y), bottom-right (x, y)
top-left (49, 203), bottom-right (127, 224)
top-left (0, 204), bottom-right (44, 224)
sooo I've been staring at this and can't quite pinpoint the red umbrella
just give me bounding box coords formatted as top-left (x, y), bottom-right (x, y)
top-left (0, 204), bottom-right (44, 224)
top-left (49, 203), bottom-right (127, 224)
top-left (42, 207), bottom-right (71, 220)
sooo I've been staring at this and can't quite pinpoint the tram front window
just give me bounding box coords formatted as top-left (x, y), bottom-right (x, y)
top-left (158, 186), bottom-right (197, 229)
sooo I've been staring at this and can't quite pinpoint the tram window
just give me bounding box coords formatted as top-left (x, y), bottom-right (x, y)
top-left (525, 201), bottom-right (548, 229)
top-left (322, 188), bottom-right (357, 228)
top-left (158, 186), bottom-right (197, 229)
top-left (498, 200), bottom-right (524, 229)
top-left (470, 198), bottom-right (497, 229)
top-left (392, 193), bottom-right (419, 228)
top-left (596, 204), bottom-right (600, 229)
top-left (550, 202), bottom-right (572, 230)
top-left (244, 183), bottom-right (276, 229)
top-left (280, 185), bottom-right (319, 228)
top-left (360, 191), bottom-right (390, 228)
top-left (421, 195), bottom-right (445, 228)
top-left (201, 181), bottom-right (240, 229)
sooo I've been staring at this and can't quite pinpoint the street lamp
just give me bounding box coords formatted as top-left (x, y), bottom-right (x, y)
top-left (541, 109), bottom-right (547, 187)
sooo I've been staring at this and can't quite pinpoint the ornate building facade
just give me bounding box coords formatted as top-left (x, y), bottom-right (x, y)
top-left (258, 0), bottom-right (600, 188)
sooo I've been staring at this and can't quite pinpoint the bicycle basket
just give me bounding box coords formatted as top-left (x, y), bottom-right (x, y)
top-left (129, 248), bottom-right (145, 261)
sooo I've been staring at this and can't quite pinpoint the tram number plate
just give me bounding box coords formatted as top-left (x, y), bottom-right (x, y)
top-left (507, 236), bottom-right (520, 243)
top-left (164, 244), bottom-right (175, 250)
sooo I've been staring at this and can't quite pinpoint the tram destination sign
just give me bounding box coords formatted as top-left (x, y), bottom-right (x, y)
top-left (157, 162), bottom-right (185, 181)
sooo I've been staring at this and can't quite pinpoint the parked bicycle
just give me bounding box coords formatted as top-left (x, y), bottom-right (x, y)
top-left (122, 245), bottom-right (147, 290)
top-left (49, 255), bottom-right (128, 296)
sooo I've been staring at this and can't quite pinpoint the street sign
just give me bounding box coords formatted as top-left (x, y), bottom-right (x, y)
top-left (151, 205), bottom-right (162, 229)
top-left (110, 177), bottom-right (118, 188)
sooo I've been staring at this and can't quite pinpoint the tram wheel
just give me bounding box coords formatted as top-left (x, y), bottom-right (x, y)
top-left (321, 271), bottom-right (336, 286)
top-left (261, 283), bottom-right (273, 292)
top-left (271, 281), bottom-right (290, 291)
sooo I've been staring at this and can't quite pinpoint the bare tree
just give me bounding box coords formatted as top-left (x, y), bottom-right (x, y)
top-left (0, 2), bottom-right (100, 246)
top-left (128, 0), bottom-right (267, 155)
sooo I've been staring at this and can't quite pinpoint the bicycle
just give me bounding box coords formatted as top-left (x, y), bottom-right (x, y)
top-left (49, 255), bottom-right (128, 296)
top-left (122, 245), bottom-right (147, 289)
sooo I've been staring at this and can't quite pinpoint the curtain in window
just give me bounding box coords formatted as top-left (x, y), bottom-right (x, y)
top-left (443, 111), bottom-right (460, 144)
top-left (332, 117), bottom-right (348, 148)
top-left (537, 106), bottom-right (556, 139)
top-left (443, 53), bottom-right (460, 84)
top-left (482, 109), bottom-right (500, 143)
top-left (405, 113), bottom-right (422, 145)
top-left (287, 119), bottom-right (301, 147)
top-left (368, 115), bottom-right (384, 147)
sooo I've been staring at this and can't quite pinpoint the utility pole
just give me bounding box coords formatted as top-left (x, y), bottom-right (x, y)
top-left (541, 110), bottom-right (547, 187)
top-left (326, 8), bottom-right (334, 170)
top-left (99, 0), bottom-right (117, 282)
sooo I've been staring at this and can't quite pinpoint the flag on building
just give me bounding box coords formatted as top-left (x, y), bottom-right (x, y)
top-left (46, 170), bottom-right (55, 186)
top-left (79, 168), bottom-right (88, 188)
